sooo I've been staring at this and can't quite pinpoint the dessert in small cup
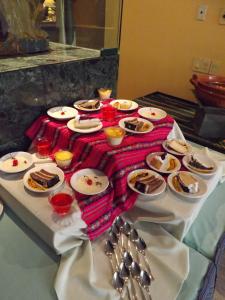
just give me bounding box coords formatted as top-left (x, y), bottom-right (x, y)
top-left (49, 185), bottom-right (75, 216)
top-left (54, 150), bottom-right (73, 169)
top-left (104, 126), bottom-right (125, 146)
top-left (98, 88), bottom-right (112, 100)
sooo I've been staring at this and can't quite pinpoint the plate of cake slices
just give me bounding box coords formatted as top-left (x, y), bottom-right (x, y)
top-left (119, 117), bottom-right (154, 134)
top-left (110, 99), bottom-right (139, 111)
top-left (70, 168), bottom-right (109, 195)
top-left (168, 171), bottom-right (207, 199)
top-left (127, 169), bottom-right (166, 197)
top-left (67, 118), bottom-right (103, 133)
top-left (0, 152), bottom-right (33, 174)
top-left (146, 152), bottom-right (181, 174)
top-left (74, 99), bottom-right (102, 111)
top-left (47, 106), bottom-right (78, 120)
top-left (182, 153), bottom-right (217, 177)
top-left (138, 107), bottom-right (167, 121)
top-left (162, 139), bottom-right (192, 156)
top-left (23, 165), bottom-right (64, 193)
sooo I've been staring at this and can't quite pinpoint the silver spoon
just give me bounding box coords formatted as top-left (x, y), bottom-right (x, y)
top-left (109, 231), bottom-right (120, 266)
top-left (135, 238), bottom-right (154, 280)
top-left (111, 223), bottom-right (123, 259)
top-left (119, 262), bottom-right (132, 300)
top-left (122, 222), bottom-right (132, 252)
top-left (130, 261), bottom-right (146, 299)
top-left (130, 229), bottom-right (139, 242)
top-left (140, 270), bottom-right (152, 300)
top-left (115, 216), bottom-right (125, 252)
top-left (104, 240), bottom-right (116, 272)
top-left (115, 216), bottom-right (124, 229)
top-left (112, 271), bottom-right (125, 298)
top-left (122, 254), bottom-right (138, 300)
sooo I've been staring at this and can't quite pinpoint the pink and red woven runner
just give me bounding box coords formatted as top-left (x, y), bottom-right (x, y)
top-left (26, 102), bottom-right (174, 239)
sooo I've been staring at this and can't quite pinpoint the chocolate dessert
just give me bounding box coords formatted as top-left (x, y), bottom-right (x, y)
top-left (30, 169), bottom-right (59, 189)
top-left (78, 100), bottom-right (100, 109)
top-left (132, 173), bottom-right (163, 194)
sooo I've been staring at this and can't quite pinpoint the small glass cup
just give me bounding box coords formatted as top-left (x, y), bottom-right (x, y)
top-left (49, 186), bottom-right (75, 216)
top-left (101, 104), bottom-right (116, 122)
top-left (98, 88), bottom-right (112, 100)
top-left (104, 126), bottom-right (125, 146)
top-left (36, 137), bottom-right (51, 158)
top-left (54, 150), bottom-right (73, 169)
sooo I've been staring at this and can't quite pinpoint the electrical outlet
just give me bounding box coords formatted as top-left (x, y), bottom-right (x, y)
top-left (209, 61), bottom-right (220, 74)
top-left (192, 57), bottom-right (211, 73)
top-left (197, 4), bottom-right (208, 21)
top-left (219, 9), bottom-right (225, 25)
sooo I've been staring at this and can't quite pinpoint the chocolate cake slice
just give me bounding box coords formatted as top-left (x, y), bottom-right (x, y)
top-left (124, 118), bottom-right (144, 131)
top-left (134, 175), bottom-right (163, 194)
top-left (30, 169), bottom-right (59, 188)
top-left (79, 100), bottom-right (100, 109)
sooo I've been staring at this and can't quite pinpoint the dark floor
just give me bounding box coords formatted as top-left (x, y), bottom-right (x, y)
top-left (135, 92), bottom-right (225, 154)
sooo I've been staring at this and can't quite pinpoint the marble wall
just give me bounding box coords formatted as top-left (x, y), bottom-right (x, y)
top-left (0, 54), bottom-right (118, 155)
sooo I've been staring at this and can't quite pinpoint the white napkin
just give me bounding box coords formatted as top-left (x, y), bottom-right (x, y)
top-left (203, 147), bottom-right (225, 183)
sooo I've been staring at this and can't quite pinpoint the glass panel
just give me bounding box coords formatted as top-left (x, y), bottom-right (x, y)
top-left (41, 0), bottom-right (122, 49)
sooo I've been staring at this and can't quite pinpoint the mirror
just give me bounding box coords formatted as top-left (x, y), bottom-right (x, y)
top-left (42, 0), bottom-right (123, 49)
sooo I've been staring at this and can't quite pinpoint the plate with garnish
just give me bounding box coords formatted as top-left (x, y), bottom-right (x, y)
top-left (74, 99), bottom-right (103, 111)
top-left (168, 171), bottom-right (207, 199)
top-left (162, 139), bottom-right (192, 156)
top-left (182, 153), bottom-right (217, 177)
top-left (119, 117), bottom-right (154, 134)
top-left (0, 152), bottom-right (33, 174)
top-left (110, 99), bottom-right (139, 111)
top-left (47, 106), bottom-right (78, 120)
top-left (146, 152), bottom-right (181, 174)
top-left (127, 169), bottom-right (166, 197)
top-left (70, 168), bottom-right (109, 195)
top-left (67, 118), bottom-right (103, 133)
top-left (138, 107), bottom-right (167, 121)
top-left (23, 165), bottom-right (64, 193)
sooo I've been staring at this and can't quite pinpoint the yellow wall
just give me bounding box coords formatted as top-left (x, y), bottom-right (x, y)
top-left (117, 0), bottom-right (225, 102)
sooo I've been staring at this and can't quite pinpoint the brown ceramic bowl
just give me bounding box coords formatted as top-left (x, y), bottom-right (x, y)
top-left (191, 74), bottom-right (225, 96)
top-left (194, 85), bottom-right (225, 108)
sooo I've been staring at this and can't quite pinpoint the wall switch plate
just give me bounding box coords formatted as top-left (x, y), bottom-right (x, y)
top-left (197, 4), bottom-right (208, 21)
top-left (209, 61), bottom-right (220, 74)
top-left (192, 57), bottom-right (211, 73)
top-left (219, 9), bottom-right (225, 25)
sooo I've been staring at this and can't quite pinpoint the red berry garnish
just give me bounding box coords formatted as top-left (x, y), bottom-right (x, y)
top-left (61, 111), bottom-right (65, 115)
top-left (12, 159), bottom-right (18, 166)
top-left (151, 112), bottom-right (156, 116)
top-left (86, 179), bottom-right (93, 185)
top-left (24, 160), bottom-right (27, 164)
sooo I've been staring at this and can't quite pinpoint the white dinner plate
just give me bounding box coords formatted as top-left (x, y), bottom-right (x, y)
top-left (119, 117), bottom-right (154, 134)
top-left (23, 165), bottom-right (64, 193)
top-left (47, 106), bottom-right (78, 120)
top-left (73, 99), bottom-right (103, 112)
top-left (138, 107), bottom-right (167, 121)
top-left (127, 169), bottom-right (166, 197)
top-left (182, 153), bottom-right (217, 177)
top-left (162, 140), bottom-right (192, 156)
top-left (70, 168), bottom-right (109, 195)
top-left (0, 200), bottom-right (3, 217)
top-left (0, 152), bottom-right (33, 174)
top-left (146, 152), bottom-right (181, 174)
top-left (67, 118), bottom-right (103, 133)
top-left (168, 171), bottom-right (207, 200)
top-left (110, 99), bottom-right (139, 111)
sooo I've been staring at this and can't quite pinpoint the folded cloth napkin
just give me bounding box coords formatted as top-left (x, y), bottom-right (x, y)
top-left (203, 147), bottom-right (225, 183)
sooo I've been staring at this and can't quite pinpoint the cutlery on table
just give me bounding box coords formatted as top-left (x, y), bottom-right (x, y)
top-left (112, 271), bottom-right (125, 299)
top-left (105, 240), bottom-right (117, 272)
top-left (139, 270), bottom-right (153, 300)
top-left (109, 231), bottom-right (121, 265)
top-left (135, 238), bottom-right (154, 281)
top-left (130, 261), bottom-right (146, 299)
top-left (119, 262), bottom-right (132, 300)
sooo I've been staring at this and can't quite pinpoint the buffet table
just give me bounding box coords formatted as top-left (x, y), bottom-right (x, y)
top-left (0, 101), bottom-right (224, 300)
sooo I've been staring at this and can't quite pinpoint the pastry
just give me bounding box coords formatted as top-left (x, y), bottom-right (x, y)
top-left (30, 169), bottom-right (59, 189)
top-left (124, 118), bottom-right (149, 132)
top-left (74, 119), bottom-right (100, 129)
top-left (113, 101), bottom-right (132, 110)
top-left (149, 153), bottom-right (176, 172)
top-left (174, 173), bottom-right (199, 193)
top-left (188, 155), bottom-right (214, 173)
top-left (134, 175), bottom-right (163, 194)
top-left (167, 140), bottom-right (188, 154)
top-left (78, 100), bottom-right (100, 109)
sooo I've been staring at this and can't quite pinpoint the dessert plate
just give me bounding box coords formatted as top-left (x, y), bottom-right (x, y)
top-left (119, 117), bottom-right (154, 134)
top-left (182, 153), bottom-right (217, 177)
top-left (70, 168), bottom-right (109, 195)
top-left (162, 139), bottom-right (192, 156)
top-left (0, 152), bottom-right (33, 174)
top-left (47, 106), bottom-right (78, 120)
top-left (127, 169), bottom-right (166, 197)
top-left (138, 107), bottom-right (167, 121)
top-left (0, 200), bottom-right (3, 217)
top-left (110, 99), bottom-right (139, 111)
top-left (73, 99), bottom-right (103, 112)
top-left (168, 171), bottom-right (207, 199)
top-left (146, 152), bottom-right (181, 174)
top-left (23, 165), bottom-right (64, 193)
top-left (67, 118), bottom-right (103, 133)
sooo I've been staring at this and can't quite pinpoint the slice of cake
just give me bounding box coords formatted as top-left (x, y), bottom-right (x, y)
top-left (78, 100), bottom-right (100, 109)
top-left (134, 175), bottom-right (163, 194)
top-left (176, 173), bottom-right (199, 193)
top-left (189, 155), bottom-right (214, 173)
top-left (167, 140), bottom-right (188, 154)
top-left (30, 169), bottom-right (59, 188)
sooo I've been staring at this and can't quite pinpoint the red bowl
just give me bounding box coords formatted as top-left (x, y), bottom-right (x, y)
top-left (194, 85), bottom-right (225, 108)
top-left (191, 74), bottom-right (225, 96)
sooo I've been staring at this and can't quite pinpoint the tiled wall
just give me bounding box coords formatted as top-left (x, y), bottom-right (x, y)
top-left (0, 55), bottom-right (118, 155)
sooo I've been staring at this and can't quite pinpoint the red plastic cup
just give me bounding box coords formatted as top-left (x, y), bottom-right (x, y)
top-left (49, 187), bottom-right (74, 215)
top-left (36, 137), bottom-right (51, 158)
top-left (101, 104), bottom-right (116, 122)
